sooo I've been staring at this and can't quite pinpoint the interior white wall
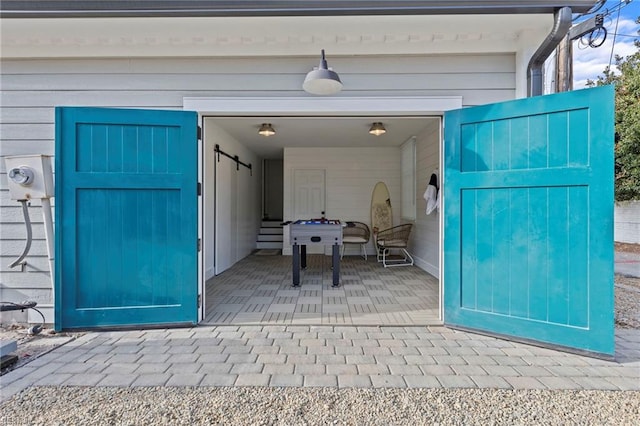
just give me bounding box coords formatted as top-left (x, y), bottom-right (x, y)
top-left (281, 123), bottom-right (442, 276)
top-left (204, 119), bottom-right (262, 278)
top-left (282, 147), bottom-right (402, 256)
top-left (409, 120), bottom-right (442, 277)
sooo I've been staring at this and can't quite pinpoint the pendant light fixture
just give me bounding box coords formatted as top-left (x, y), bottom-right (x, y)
top-left (258, 123), bottom-right (276, 137)
top-left (369, 122), bottom-right (386, 136)
top-left (302, 49), bottom-right (343, 96)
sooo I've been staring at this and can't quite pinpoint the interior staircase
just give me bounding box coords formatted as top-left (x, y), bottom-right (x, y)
top-left (256, 220), bottom-right (283, 250)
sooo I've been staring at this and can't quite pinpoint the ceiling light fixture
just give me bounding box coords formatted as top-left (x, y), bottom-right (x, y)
top-left (302, 49), bottom-right (343, 96)
top-left (369, 122), bottom-right (386, 136)
top-left (258, 123), bottom-right (276, 137)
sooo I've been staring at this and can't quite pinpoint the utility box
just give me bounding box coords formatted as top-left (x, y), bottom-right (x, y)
top-left (4, 155), bottom-right (54, 200)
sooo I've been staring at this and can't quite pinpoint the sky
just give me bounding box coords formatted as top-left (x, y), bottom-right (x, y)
top-left (572, 0), bottom-right (640, 88)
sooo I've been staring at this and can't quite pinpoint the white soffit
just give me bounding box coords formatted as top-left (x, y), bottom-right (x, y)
top-left (1, 14), bottom-right (552, 58)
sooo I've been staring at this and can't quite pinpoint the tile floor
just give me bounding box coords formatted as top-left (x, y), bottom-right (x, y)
top-left (204, 254), bottom-right (440, 326)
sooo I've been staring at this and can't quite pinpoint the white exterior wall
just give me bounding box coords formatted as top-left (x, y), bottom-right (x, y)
top-left (615, 201), bottom-right (640, 244)
top-left (282, 147), bottom-right (401, 256)
top-left (1, 51), bottom-right (518, 323)
top-left (0, 196), bottom-right (53, 324)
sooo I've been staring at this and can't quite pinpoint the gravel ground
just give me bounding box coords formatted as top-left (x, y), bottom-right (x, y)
top-left (0, 327), bottom-right (80, 376)
top-left (1, 386), bottom-right (639, 426)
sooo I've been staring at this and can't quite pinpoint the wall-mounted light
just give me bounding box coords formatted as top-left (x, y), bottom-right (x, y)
top-left (369, 122), bottom-right (386, 136)
top-left (258, 123), bottom-right (276, 137)
top-left (302, 49), bottom-right (343, 96)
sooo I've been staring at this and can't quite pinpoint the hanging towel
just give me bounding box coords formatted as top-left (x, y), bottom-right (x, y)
top-left (423, 172), bottom-right (439, 215)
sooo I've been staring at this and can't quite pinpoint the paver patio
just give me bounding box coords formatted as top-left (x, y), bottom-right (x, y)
top-left (2, 325), bottom-right (638, 403)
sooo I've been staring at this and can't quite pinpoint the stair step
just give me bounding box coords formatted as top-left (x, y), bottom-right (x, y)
top-left (256, 241), bottom-right (283, 249)
top-left (261, 221), bottom-right (283, 228)
top-left (260, 227), bottom-right (283, 235)
top-left (258, 235), bottom-right (283, 242)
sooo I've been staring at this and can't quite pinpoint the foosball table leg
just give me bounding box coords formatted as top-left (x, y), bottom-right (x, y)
top-left (301, 244), bottom-right (307, 270)
top-left (332, 243), bottom-right (340, 287)
top-left (292, 243), bottom-right (300, 287)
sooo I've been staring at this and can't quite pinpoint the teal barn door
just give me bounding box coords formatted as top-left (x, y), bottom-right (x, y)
top-left (55, 107), bottom-right (198, 330)
top-left (444, 86), bottom-right (615, 356)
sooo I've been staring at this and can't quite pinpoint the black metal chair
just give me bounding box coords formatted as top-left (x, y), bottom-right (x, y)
top-left (375, 223), bottom-right (414, 267)
top-left (341, 221), bottom-right (371, 260)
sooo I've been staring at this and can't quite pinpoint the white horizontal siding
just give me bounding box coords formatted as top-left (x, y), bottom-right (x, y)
top-left (0, 55), bottom-right (515, 74)
top-left (0, 255), bottom-right (50, 272)
top-left (0, 276), bottom-right (53, 324)
top-left (1, 123), bottom-right (52, 140)
top-left (1, 91), bottom-right (186, 107)
top-left (1, 203), bottom-right (54, 222)
top-left (0, 107), bottom-right (53, 123)
top-left (4, 73), bottom-right (515, 91)
top-left (0, 189), bottom-right (56, 204)
top-left (0, 55), bottom-right (515, 112)
top-left (1, 193), bottom-right (52, 281)
top-left (0, 269), bottom-right (52, 288)
top-left (0, 287), bottom-right (51, 303)
top-left (2, 239), bottom-right (49, 255)
top-left (2, 223), bottom-right (48, 239)
top-left (1, 141), bottom-right (56, 157)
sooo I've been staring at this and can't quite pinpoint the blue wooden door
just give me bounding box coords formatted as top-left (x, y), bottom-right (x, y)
top-left (55, 107), bottom-right (198, 330)
top-left (444, 86), bottom-right (614, 356)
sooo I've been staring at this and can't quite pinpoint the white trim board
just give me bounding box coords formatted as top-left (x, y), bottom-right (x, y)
top-left (183, 96), bottom-right (463, 116)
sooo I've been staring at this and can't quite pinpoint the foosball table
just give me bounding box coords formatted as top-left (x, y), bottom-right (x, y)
top-left (289, 219), bottom-right (342, 287)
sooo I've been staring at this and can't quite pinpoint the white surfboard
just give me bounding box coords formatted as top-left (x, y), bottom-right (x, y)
top-left (371, 181), bottom-right (393, 234)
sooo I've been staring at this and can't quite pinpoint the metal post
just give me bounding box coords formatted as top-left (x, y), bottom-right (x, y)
top-left (332, 243), bottom-right (340, 287)
top-left (301, 245), bottom-right (307, 270)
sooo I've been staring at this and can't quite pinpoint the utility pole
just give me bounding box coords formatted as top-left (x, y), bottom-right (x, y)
top-left (556, 36), bottom-right (573, 92)
top-left (555, 14), bottom-right (604, 92)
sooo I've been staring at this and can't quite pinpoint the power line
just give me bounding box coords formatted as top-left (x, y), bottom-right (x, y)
top-left (608, 4), bottom-right (623, 67)
top-left (575, 1), bottom-right (636, 53)
top-left (611, 33), bottom-right (640, 37)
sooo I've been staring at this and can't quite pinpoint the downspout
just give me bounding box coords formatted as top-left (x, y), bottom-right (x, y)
top-left (527, 6), bottom-right (573, 97)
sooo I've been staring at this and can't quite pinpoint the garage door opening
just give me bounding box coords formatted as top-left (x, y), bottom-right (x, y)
top-left (198, 112), bottom-right (444, 326)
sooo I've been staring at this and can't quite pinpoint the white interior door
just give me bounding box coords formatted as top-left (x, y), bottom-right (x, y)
top-left (293, 169), bottom-right (325, 218)
top-left (293, 169), bottom-right (326, 254)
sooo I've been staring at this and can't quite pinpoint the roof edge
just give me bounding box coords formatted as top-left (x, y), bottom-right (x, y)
top-left (0, 1), bottom-right (599, 18)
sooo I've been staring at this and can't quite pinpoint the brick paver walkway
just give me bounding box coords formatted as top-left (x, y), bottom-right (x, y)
top-left (2, 325), bottom-right (638, 402)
